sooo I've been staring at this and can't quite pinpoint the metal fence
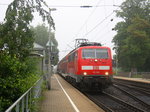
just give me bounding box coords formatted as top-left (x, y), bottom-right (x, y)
top-left (5, 77), bottom-right (43, 112)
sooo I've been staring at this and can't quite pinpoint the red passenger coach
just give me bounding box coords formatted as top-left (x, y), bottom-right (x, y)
top-left (57, 41), bottom-right (113, 90)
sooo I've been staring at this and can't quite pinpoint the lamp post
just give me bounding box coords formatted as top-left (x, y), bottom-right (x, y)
top-left (45, 8), bottom-right (56, 90)
top-left (48, 8), bottom-right (56, 53)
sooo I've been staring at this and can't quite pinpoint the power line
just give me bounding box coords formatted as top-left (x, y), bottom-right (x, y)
top-left (62, 0), bottom-right (104, 53)
top-left (90, 5), bottom-right (121, 42)
top-left (84, 11), bottom-right (114, 36)
top-left (60, 1), bottom-right (104, 53)
top-left (64, 1), bottom-right (120, 52)
top-left (75, 0), bottom-right (104, 38)
top-left (89, 21), bottom-right (110, 41)
top-left (90, 9), bottom-right (121, 47)
top-left (0, 3), bottom-right (117, 7)
top-left (89, 14), bottom-right (116, 41)
top-left (0, 3), bottom-right (9, 6)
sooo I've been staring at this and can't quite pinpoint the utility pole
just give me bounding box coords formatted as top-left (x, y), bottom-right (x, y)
top-left (45, 8), bottom-right (56, 90)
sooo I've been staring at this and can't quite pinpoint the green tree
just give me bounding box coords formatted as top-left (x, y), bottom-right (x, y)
top-left (0, 0), bottom-right (54, 60)
top-left (0, 0), bottom-right (55, 111)
top-left (31, 24), bottom-right (49, 47)
top-left (112, 0), bottom-right (150, 72)
top-left (0, 52), bottom-right (40, 111)
top-left (31, 24), bottom-right (59, 65)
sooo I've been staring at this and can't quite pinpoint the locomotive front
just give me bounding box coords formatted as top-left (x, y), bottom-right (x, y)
top-left (76, 46), bottom-right (113, 89)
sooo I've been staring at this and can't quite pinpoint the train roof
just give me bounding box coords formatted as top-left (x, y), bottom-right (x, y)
top-left (78, 45), bottom-right (110, 49)
top-left (68, 44), bottom-right (110, 55)
top-left (78, 42), bottom-right (101, 47)
top-left (68, 42), bottom-right (102, 53)
top-left (59, 42), bottom-right (110, 62)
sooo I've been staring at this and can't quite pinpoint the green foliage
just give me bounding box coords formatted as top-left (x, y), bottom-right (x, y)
top-left (0, 52), bottom-right (40, 111)
top-left (0, 0), bottom-right (55, 60)
top-left (0, 23), bottom-right (4, 48)
top-left (31, 24), bottom-right (49, 47)
top-left (112, 0), bottom-right (150, 72)
top-left (0, 0), bottom-right (55, 111)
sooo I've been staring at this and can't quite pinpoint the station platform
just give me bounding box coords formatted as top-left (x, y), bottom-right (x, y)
top-left (114, 76), bottom-right (150, 84)
top-left (39, 74), bottom-right (104, 112)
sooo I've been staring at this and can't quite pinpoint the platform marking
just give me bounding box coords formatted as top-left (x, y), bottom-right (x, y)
top-left (55, 75), bottom-right (80, 112)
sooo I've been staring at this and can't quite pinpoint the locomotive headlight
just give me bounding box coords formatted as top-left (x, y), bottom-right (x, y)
top-left (105, 72), bottom-right (109, 75)
top-left (83, 72), bottom-right (87, 76)
top-left (95, 59), bottom-right (98, 62)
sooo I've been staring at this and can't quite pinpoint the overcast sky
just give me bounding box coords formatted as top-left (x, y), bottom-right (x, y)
top-left (0, 0), bottom-right (124, 60)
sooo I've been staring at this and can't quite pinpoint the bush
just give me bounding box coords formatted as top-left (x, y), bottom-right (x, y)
top-left (0, 52), bottom-right (40, 111)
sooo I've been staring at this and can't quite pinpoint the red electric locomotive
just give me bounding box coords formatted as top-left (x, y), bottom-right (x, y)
top-left (57, 39), bottom-right (113, 90)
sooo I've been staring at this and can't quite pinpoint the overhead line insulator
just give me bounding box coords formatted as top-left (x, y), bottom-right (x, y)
top-left (80, 5), bottom-right (93, 8)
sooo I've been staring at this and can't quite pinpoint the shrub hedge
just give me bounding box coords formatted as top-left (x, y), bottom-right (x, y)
top-left (0, 52), bottom-right (40, 111)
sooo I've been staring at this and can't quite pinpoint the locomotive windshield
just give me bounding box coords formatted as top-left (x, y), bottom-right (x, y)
top-left (82, 48), bottom-right (108, 59)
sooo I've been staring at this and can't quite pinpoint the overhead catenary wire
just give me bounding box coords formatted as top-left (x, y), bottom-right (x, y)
top-left (84, 11), bottom-right (115, 37)
top-left (80, 1), bottom-right (121, 39)
top-left (0, 3), bottom-right (8, 5)
top-left (75, 0), bottom-right (104, 38)
top-left (86, 2), bottom-right (121, 41)
top-left (0, 1), bottom-right (123, 59)
top-left (60, 0), bottom-right (104, 54)
top-left (76, 0), bottom-right (122, 40)
top-left (90, 11), bottom-right (117, 42)
top-left (89, 20), bottom-right (110, 41)
top-left (92, 5), bottom-right (121, 41)
top-left (57, 1), bottom-right (122, 57)
top-left (61, 0), bottom-right (104, 54)
top-left (0, 3), bottom-right (118, 7)
top-left (90, 9), bottom-right (121, 49)
top-left (60, 1), bottom-right (121, 55)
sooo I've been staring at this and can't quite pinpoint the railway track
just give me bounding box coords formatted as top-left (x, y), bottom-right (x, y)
top-left (85, 91), bottom-right (145, 112)
top-left (112, 84), bottom-right (150, 111)
top-left (103, 79), bottom-right (150, 112)
top-left (113, 78), bottom-right (150, 91)
top-left (64, 75), bottom-right (150, 112)
top-left (83, 79), bottom-right (150, 112)
top-left (113, 81), bottom-right (150, 95)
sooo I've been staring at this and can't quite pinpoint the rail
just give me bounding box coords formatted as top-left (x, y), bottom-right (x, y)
top-left (5, 77), bottom-right (43, 112)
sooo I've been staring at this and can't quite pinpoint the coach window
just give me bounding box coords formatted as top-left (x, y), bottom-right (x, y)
top-left (75, 52), bottom-right (78, 59)
top-left (68, 55), bottom-right (71, 62)
top-left (72, 52), bottom-right (75, 60)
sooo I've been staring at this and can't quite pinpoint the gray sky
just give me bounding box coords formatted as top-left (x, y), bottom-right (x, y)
top-left (0, 0), bottom-right (124, 60)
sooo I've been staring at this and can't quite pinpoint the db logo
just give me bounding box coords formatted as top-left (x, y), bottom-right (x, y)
top-left (93, 66), bottom-right (99, 70)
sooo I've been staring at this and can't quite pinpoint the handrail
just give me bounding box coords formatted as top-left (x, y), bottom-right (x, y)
top-left (5, 77), bottom-right (43, 112)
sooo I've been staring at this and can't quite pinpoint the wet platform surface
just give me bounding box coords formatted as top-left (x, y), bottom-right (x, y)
top-left (40, 74), bottom-right (104, 112)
